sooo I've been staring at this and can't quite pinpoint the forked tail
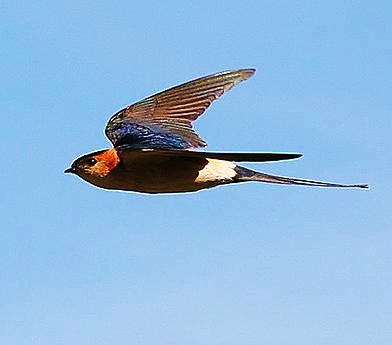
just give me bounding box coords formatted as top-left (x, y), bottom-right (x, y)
top-left (235, 166), bottom-right (368, 189)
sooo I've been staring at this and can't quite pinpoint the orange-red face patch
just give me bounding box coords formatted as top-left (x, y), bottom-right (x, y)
top-left (91, 149), bottom-right (120, 177)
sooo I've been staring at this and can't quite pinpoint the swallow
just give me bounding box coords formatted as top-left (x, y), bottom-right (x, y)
top-left (65, 68), bottom-right (368, 193)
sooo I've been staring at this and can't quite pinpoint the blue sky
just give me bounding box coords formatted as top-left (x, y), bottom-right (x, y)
top-left (1, 1), bottom-right (391, 344)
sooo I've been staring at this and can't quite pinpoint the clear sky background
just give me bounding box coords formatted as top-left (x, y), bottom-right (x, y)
top-left (1, 1), bottom-right (391, 344)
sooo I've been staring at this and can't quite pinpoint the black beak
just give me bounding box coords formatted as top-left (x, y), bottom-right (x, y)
top-left (64, 167), bottom-right (75, 174)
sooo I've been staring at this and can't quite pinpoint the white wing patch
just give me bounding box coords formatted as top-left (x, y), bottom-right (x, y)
top-left (195, 159), bottom-right (237, 183)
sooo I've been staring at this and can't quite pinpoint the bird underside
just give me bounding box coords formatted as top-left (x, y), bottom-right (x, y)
top-left (80, 148), bottom-right (368, 194)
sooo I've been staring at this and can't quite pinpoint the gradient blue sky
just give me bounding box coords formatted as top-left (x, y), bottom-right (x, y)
top-left (2, 1), bottom-right (391, 344)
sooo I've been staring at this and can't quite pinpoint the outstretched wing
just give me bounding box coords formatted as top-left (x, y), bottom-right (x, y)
top-left (117, 147), bottom-right (302, 163)
top-left (105, 69), bottom-right (255, 149)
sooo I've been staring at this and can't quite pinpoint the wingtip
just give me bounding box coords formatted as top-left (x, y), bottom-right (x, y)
top-left (356, 184), bottom-right (369, 189)
top-left (239, 68), bottom-right (256, 79)
top-left (220, 68), bottom-right (256, 81)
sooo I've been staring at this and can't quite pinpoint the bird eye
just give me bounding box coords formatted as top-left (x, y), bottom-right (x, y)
top-left (87, 158), bottom-right (97, 165)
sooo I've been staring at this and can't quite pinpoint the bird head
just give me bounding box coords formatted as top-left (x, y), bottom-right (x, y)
top-left (65, 149), bottom-right (120, 178)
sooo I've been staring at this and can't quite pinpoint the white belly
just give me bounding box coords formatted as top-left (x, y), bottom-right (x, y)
top-left (195, 159), bottom-right (237, 183)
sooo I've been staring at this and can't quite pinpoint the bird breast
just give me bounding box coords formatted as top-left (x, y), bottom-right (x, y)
top-left (82, 156), bottom-right (238, 193)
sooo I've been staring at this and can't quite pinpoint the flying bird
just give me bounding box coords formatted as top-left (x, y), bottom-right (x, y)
top-left (65, 69), bottom-right (368, 193)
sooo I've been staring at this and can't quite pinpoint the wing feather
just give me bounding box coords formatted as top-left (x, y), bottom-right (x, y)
top-left (105, 69), bottom-right (255, 148)
top-left (117, 147), bottom-right (302, 163)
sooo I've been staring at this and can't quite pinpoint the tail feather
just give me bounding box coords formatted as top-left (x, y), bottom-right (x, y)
top-left (235, 167), bottom-right (368, 189)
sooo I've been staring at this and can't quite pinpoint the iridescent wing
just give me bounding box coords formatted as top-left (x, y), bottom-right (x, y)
top-left (105, 69), bottom-right (255, 149)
